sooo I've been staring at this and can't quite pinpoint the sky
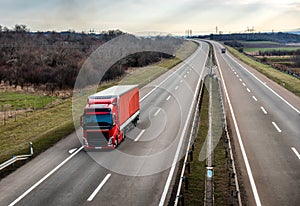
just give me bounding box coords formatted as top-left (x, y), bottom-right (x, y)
top-left (0, 0), bottom-right (299, 35)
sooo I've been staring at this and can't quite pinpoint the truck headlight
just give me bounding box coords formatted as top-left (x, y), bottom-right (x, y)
top-left (108, 136), bottom-right (114, 145)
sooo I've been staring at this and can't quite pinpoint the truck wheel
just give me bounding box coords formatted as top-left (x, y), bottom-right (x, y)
top-left (133, 119), bottom-right (138, 127)
top-left (115, 138), bottom-right (119, 148)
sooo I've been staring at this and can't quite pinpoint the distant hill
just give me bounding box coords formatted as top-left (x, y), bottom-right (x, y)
top-left (194, 32), bottom-right (300, 43)
top-left (288, 28), bottom-right (300, 35)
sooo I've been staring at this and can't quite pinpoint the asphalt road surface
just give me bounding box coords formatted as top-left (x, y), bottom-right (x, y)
top-left (0, 41), bottom-right (209, 206)
top-left (212, 41), bottom-right (300, 206)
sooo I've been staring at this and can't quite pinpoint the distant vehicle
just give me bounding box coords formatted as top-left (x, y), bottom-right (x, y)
top-left (81, 85), bottom-right (140, 149)
top-left (221, 48), bottom-right (226, 53)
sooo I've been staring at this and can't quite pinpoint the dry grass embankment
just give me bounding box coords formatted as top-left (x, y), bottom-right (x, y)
top-left (227, 46), bottom-right (300, 97)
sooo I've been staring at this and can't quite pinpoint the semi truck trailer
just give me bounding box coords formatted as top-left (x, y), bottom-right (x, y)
top-left (81, 85), bottom-right (140, 149)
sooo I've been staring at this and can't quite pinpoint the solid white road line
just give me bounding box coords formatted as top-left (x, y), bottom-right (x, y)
top-left (260, 106), bottom-right (267, 115)
top-left (175, 85), bottom-right (179, 90)
top-left (252, 96), bottom-right (257, 101)
top-left (159, 44), bottom-right (207, 206)
top-left (227, 54), bottom-right (300, 114)
top-left (247, 88), bottom-right (251, 93)
top-left (68, 148), bottom-right (77, 154)
top-left (272, 122), bottom-right (282, 133)
top-left (242, 83), bottom-right (246, 87)
top-left (166, 95), bottom-right (171, 101)
top-left (87, 174), bottom-right (111, 202)
top-left (154, 108), bottom-right (161, 116)
top-left (291, 147), bottom-right (300, 160)
top-left (134, 129), bottom-right (145, 142)
top-left (9, 146), bottom-right (84, 206)
top-left (215, 46), bottom-right (262, 206)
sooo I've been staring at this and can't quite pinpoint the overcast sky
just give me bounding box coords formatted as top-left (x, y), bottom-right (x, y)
top-left (0, 0), bottom-right (299, 35)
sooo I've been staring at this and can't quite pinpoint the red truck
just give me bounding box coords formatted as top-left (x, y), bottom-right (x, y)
top-left (81, 85), bottom-right (140, 149)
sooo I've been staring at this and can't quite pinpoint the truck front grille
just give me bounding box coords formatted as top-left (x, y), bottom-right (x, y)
top-left (87, 131), bottom-right (108, 147)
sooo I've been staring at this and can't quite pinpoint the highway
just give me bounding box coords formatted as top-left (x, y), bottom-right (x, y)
top-left (0, 41), bottom-right (209, 206)
top-left (212, 41), bottom-right (300, 206)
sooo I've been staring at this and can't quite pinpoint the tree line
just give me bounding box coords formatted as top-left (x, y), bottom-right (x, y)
top-left (0, 25), bottom-right (175, 94)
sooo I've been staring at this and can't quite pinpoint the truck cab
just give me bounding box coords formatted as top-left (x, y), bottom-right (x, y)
top-left (82, 97), bottom-right (122, 149)
top-left (81, 85), bottom-right (140, 150)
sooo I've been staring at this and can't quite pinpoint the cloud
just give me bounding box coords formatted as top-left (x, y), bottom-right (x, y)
top-left (0, 0), bottom-right (299, 34)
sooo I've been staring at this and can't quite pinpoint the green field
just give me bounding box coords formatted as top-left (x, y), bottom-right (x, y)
top-left (0, 92), bottom-right (57, 110)
top-left (239, 41), bottom-right (281, 45)
top-left (244, 47), bottom-right (300, 53)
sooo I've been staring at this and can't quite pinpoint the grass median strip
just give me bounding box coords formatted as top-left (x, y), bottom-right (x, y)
top-left (182, 80), bottom-right (236, 205)
top-left (183, 87), bottom-right (208, 205)
top-left (226, 46), bottom-right (300, 97)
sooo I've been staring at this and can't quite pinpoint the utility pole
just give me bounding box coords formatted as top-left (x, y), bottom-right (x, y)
top-left (185, 29), bottom-right (192, 37)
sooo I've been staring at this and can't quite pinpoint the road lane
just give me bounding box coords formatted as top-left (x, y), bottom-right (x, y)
top-left (1, 41), bottom-right (209, 206)
top-left (213, 41), bottom-right (300, 206)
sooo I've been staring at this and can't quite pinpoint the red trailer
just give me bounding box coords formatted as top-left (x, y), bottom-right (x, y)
top-left (81, 85), bottom-right (140, 149)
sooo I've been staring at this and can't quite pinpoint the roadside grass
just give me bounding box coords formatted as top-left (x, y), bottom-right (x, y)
top-left (119, 61), bottom-right (174, 87)
top-left (183, 87), bottom-right (208, 205)
top-left (119, 41), bottom-right (198, 88)
top-left (227, 46), bottom-right (300, 97)
top-left (0, 99), bottom-right (73, 162)
top-left (0, 40), bottom-right (198, 176)
top-left (0, 92), bottom-right (57, 110)
top-left (176, 41), bottom-right (199, 60)
top-left (0, 80), bottom-right (119, 166)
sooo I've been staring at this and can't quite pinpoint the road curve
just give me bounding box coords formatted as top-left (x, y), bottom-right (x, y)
top-left (0, 41), bottom-right (209, 206)
top-left (212, 41), bottom-right (300, 206)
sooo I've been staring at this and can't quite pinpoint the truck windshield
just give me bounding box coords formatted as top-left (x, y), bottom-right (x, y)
top-left (84, 113), bottom-right (113, 128)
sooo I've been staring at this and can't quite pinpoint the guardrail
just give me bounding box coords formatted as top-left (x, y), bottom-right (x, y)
top-left (0, 142), bottom-right (33, 171)
top-left (213, 41), bottom-right (242, 206)
top-left (174, 76), bottom-right (204, 206)
top-left (174, 40), bottom-right (242, 206)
